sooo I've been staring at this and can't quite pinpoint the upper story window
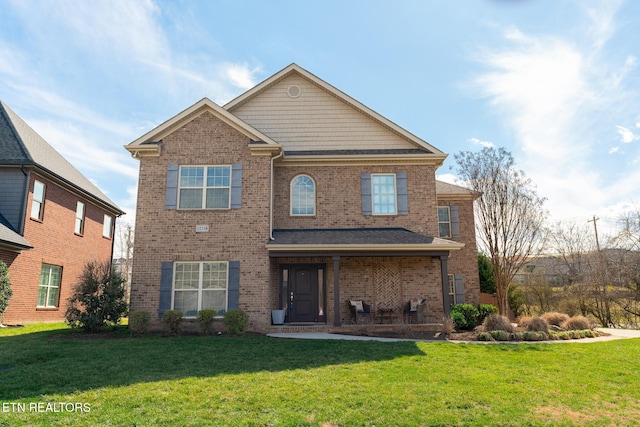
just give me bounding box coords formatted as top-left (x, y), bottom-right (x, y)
top-left (75, 201), bottom-right (85, 235)
top-left (438, 206), bottom-right (451, 238)
top-left (290, 174), bottom-right (315, 216)
top-left (31, 180), bottom-right (46, 220)
top-left (372, 174), bottom-right (397, 215)
top-left (173, 261), bottom-right (228, 318)
top-left (179, 166), bottom-right (230, 209)
top-left (103, 215), bottom-right (113, 238)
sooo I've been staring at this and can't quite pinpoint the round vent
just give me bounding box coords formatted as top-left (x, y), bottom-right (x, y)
top-left (287, 85), bottom-right (301, 98)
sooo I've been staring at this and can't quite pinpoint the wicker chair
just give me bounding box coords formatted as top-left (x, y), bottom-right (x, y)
top-left (347, 300), bottom-right (372, 324)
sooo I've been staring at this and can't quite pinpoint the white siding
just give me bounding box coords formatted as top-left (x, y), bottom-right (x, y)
top-left (230, 75), bottom-right (419, 151)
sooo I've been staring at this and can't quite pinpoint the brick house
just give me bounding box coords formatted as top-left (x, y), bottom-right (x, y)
top-left (125, 64), bottom-right (480, 331)
top-left (0, 101), bottom-right (124, 324)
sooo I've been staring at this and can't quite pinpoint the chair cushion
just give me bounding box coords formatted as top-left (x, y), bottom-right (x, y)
top-left (350, 300), bottom-right (364, 313)
top-left (410, 298), bottom-right (419, 311)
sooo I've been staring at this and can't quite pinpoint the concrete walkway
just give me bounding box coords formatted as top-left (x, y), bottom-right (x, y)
top-left (267, 328), bottom-right (640, 343)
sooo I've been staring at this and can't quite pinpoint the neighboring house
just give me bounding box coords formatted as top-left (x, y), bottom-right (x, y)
top-left (125, 64), bottom-right (480, 330)
top-left (0, 101), bottom-right (123, 324)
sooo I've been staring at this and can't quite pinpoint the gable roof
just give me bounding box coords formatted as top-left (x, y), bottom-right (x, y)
top-left (436, 180), bottom-right (480, 201)
top-left (224, 64), bottom-right (445, 158)
top-left (125, 98), bottom-right (281, 156)
top-left (0, 101), bottom-right (123, 215)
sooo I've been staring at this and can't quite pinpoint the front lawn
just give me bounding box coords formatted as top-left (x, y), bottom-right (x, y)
top-left (1, 324), bottom-right (639, 426)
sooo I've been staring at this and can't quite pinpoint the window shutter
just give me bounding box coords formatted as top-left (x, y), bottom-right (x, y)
top-left (159, 262), bottom-right (174, 318)
top-left (454, 274), bottom-right (464, 304)
top-left (450, 205), bottom-right (460, 238)
top-left (361, 173), bottom-right (372, 216)
top-left (166, 164), bottom-right (179, 210)
top-left (396, 172), bottom-right (408, 215)
top-left (227, 261), bottom-right (240, 310)
top-left (230, 163), bottom-right (243, 209)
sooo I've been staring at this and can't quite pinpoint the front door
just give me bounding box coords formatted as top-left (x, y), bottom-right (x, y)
top-left (286, 264), bottom-right (325, 323)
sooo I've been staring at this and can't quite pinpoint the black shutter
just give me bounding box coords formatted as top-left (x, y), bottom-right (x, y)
top-left (227, 261), bottom-right (240, 310)
top-left (454, 274), bottom-right (464, 304)
top-left (361, 173), bottom-right (372, 216)
top-left (159, 262), bottom-right (174, 317)
top-left (230, 163), bottom-right (242, 209)
top-left (166, 164), bottom-right (178, 209)
top-left (450, 205), bottom-right (460, 238)
top-left (397, 172), bottom-right (408, 215)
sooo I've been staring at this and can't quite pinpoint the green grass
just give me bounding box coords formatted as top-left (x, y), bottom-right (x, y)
top-left (1, 324), bottom-right (640, 426)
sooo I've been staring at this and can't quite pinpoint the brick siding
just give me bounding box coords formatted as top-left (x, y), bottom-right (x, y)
top-left (1, 172), bottom-right (115, 324)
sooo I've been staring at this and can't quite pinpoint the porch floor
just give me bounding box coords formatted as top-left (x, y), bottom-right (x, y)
top-left (264, 322), bottom-right (443, 335)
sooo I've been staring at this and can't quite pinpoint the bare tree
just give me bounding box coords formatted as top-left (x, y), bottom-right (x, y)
top-left (454, 147), bottom-right (547, 315)
top-left (115, 223), bottom-right (134, 303)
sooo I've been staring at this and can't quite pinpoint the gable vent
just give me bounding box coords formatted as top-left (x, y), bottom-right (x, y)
top-left (287, 85), bottom-right (301, 98)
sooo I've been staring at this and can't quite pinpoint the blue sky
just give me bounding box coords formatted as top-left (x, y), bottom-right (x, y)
top-left (1, 0), bottom-right (639, 237)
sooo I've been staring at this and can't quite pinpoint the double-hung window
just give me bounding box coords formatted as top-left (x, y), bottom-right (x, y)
top-left (173, 262), bottom-right (228, 317)
top-left (31, 180), bottom-right (46, 220)
top-left (38, 264), bottom-right (62, 308)
top-left (438, 206), bottom-right (451, 238)
top-left (290, 174), bottom-right (315, 215)
top-left (372, 174), bottom-right (397, 215)
top-left (103, 215), bottom-right (113, 238)
top-left (75, 202), bottom-right (85, 235)
top-left (178, 166), bottom-right (231, 209)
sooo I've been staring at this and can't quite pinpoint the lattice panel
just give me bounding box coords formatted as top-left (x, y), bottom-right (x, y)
top-left (374, 261), bottom-right (401, 310)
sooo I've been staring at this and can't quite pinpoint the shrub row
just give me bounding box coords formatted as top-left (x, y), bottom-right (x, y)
top-left (128, 309), bottom-right (249, 336)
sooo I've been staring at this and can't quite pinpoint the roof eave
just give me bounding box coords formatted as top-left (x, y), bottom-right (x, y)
top-left (266, 242), bottom-right (465, 252)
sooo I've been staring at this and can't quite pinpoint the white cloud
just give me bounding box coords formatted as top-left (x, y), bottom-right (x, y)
top-left (468, 137), bottom-right (495, 148)
top-left (468, 2), bottom-right (638, 226)
top-left (616, 125), bottom-right (639, 143)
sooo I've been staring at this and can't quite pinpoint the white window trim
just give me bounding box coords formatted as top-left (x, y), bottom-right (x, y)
top-left (290, 174), bottom-right (316, 216)
top-left (178, 165), bottom-right (232, 210)
top-left (438, 206), bottom-right (452, 238)
top-left (38, 264), bottom-right (62, 308)
top-left (31, 180), bottom-right (46, 220)
top-left (371, 173), bottom-right (397, 216)
top-left (171, 261), bottom-right (229, 318)
top-left (75, 201), bottom-right (85, 235)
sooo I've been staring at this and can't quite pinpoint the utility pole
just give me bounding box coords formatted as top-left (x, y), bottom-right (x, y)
top-left (588, 215), bottom-right (601, 252)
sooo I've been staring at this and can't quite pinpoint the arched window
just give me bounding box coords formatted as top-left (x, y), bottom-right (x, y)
top-left (290, 175), bottom-right (315, 216)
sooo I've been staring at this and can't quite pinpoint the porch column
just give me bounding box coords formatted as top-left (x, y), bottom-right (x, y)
top-left (333, 256), bottom-right (341, 326)
top-left (440, 254), bottom-right (450, 318)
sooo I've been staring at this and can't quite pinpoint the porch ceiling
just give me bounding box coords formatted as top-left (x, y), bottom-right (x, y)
top-left (267, 228), bottom-right (463, 257)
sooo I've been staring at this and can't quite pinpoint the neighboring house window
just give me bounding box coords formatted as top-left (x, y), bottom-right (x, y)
top-left (103, 215), bottom-right (113, 238)
top-left (173, 262), bottom-right (228, 317)
top-left (75, 202), bottom-right (85, 235)
top-left (372, 174), bottom-right (397, 215)
top-left (290, 174), bottom-right (315, 215)
top-left (438, 206), bottom-right (451, 238)
top-left (38, 264), bottom-right (62, 308)
top-left (448, 274), bottom-right (456, 305)
top-left (31, 180), bottom-right (46, 220)
top-left (178, 166), bottom-right (230, 209)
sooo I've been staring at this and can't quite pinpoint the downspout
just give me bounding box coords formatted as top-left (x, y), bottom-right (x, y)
top-left (18, 165), bottom-right (30, 235)
top-left (270, 150), bottom-right (284, 240)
